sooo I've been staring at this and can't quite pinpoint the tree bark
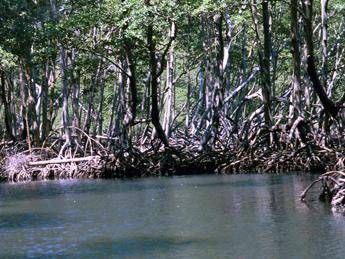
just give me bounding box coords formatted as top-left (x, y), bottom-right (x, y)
top-left (289, 0), bottom-right (302, 120)
top-left (59, 46), bottom-right (72, 147)
top-left (123, 37), bottom-right (137, 128)
top-left (321, 0), bottom-right (329, 89)
top-left (145, 0), bottom-right (170, 147)
top-left (0, 71), bottom-right (14, 140)
top-left (41, 61), bottom-right (50, 141)
top-left (251, 0), bottom-right (273, 145)
top-left (302, 0), bottom-right (338, 118)
top-left (210, 13), bottom-right (225, 146)
top-left (261, 0), bottom-right (272, 132)
top-left (163, 22), bottom-right (176, 137)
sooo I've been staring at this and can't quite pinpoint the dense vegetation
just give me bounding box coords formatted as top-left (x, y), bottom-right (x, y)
top-left (0, 0), bottom-right (344, 181)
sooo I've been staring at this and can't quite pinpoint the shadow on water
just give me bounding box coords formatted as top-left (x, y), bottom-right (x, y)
top-left (0, 252), bottom-right (69, 258)
top-left (0, 179), bottom-right (170, 202)
top-left (79, 235), bottom-right (210, 257)
top-left (184, 178), bottom-right (283, 189)
top-left (0, 212), bottom-right (64, 230)
top-left (0, 174), bottom-right (317, 203)
top-left (0, 236), bottom-right (209, 258)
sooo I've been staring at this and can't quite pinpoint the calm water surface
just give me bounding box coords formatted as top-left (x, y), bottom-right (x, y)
top-left (0, 174), bottom-right (345, 258)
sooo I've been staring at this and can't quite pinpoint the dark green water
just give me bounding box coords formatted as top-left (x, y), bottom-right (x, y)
top-left (0, 174), bottom-right (344, 258)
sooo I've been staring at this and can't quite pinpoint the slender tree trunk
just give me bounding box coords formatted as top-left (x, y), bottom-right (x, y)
top-left (49, 0), bottom-right (71, 150)
top-left (118, 60), bottom-right (127, 147)
top-left (163, 27), bottom-right (175, 137)
top-left (321, 0), bottom-right (329, 89)
top-left (72, 68), bottom-right (81, 130)
top-left (210, 13), bottom-right (224, 144)
top-left (302, 0), bottom-right (338, 118)
top-left (41, 60), bottom-right (50, 140)
top-left (59, 46), bottom-right (72, 148)
top-left (320, 0), bottom-right (331, 145)
top-left (261, 0), bottom-right (272, 135)
top-left (0, 71), bottom-right (14, 140)
top-left (251, 0), bottom-right (273, 146)
top-left (238, 25), bottom-right (247, 108)
top-left (48, 63), bottom-right (57, 129)
top-left (96, 75), bottom-right (105, 136)
top-left (120, 0), bottom-right (137, 131)
top-left (289, 0), bottom-right (302, 120)
top-left (145, 0), bottom-right (170, 147)
top-left (83, 62), bottom-right (100, 134)
top-left (185, 62), bottom-right (191, 131)
top-left (108, 76), bottom-right (119, 138)
top-left (147, 29), bottom-right (169, 146)
top-left (123, 38), bottom-right (137, 128)
top-left (19, 63), bottom-right (30, 144)
top-left (185, 16), bottom-right (192, 132)
top-left (24, 62), bottom-right (40, 145)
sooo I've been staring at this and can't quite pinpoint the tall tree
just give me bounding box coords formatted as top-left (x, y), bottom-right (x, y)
top-left (302, 0), bottom-right (338, 118)
top-left (289, 0), bottom-right (302, 120)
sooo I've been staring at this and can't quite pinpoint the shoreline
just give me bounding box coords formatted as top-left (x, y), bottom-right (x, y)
top-left (0, 144), bottom-right (341, 183)
top-left (1, 144), bottom-right (344, 211)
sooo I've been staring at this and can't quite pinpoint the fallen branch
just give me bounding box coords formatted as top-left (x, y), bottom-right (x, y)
top-left (28, 156), bottom-right (101, 166)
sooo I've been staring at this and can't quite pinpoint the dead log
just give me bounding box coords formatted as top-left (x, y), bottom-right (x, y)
top-left (28, 156), bottom-right (101, 166)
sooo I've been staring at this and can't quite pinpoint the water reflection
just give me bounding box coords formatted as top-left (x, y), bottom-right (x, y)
top-left (0, 174), bottom-right (344, 258)
top-left (80, 235), bottom-right (211, 258)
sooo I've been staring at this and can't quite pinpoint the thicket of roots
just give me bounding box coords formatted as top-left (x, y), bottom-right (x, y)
top-left (0, 123), bottom-right (343, 183)
top-left (301, 167), bottom-right (345, 213)
top-left (0, 122), bottom-right (344, 212)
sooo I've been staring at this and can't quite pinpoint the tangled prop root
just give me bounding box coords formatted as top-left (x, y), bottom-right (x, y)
top-left (301, 170), bottom-right (345, 213)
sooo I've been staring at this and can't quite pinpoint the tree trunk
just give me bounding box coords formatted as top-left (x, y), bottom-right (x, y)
top-left (41, 60), bottom-right (51, 141)
top-left (49, 0), bottom-right (71, 150)
top-left (261, 0), bottom-right (272, 136)
top-left (289, 0), bottom-right (302, 120)
top-left (96, 74), bottom-right (105, 136)
top-left (321, 0), bottom-right (329, 89)
top-left (185, 62), bottom-right (191, 131)
top-left (251, 0), bottom-right (273, 145)
top-left (210, 13), bottom-right (224, 145)
top-left (24, 62), bottom-right (40, 145)
top-left (19, 63), bottom-right (30, 144)
top-left (123, 37), bottom-right (137, 128)
top-left (163, 28), bottom-right (175, 137)
top-left (302, 0), bottom-right (338, 119)
top-left (59, 46), bottom-right (72, 148)
top-left (72, 69), bottom-right (81, 130)
top-left (145, 0), bottom-right (170, 147)
top-left (0, 71), bottom-right (14, 140)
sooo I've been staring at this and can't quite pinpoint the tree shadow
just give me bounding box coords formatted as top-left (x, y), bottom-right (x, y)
top-left (78, 235), bottom-right (211, 257)
top-left (0, 211), bottom-right (64, 230)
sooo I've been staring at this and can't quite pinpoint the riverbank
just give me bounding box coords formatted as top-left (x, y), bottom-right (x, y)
top-left (1, 140), bottom-right (345, 211)
top-left (1, 142), bottom-right (343, 182)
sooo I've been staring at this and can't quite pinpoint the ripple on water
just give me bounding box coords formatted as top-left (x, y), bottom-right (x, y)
top-left (0, 174), bottom-right (344, 258)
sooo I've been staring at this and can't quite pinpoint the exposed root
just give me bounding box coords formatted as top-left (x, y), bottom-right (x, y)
top-left (0, 129), bottom-right (108, 182)
top-left (0, 123), bottom-right (344, 186)
top-left (301, 169), bottom-right (345, 213)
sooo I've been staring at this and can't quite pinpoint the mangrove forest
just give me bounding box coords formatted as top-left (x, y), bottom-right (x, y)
top-left (0, 0), bottom-right (345, 206)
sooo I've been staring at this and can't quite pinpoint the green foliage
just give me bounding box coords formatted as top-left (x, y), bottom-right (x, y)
top-left (0, 0), bottom-right (344, 141)
top-left (0, 47), bottom-right (16, 69)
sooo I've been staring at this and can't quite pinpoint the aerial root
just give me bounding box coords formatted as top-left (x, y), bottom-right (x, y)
top-left (0, 126), bottom-right (343, 183)
top-left (301, 169), bottom-right (345, 213)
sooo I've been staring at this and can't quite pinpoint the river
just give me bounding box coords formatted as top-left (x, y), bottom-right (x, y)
top-left (0, 174), bottom-right (345, 258)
